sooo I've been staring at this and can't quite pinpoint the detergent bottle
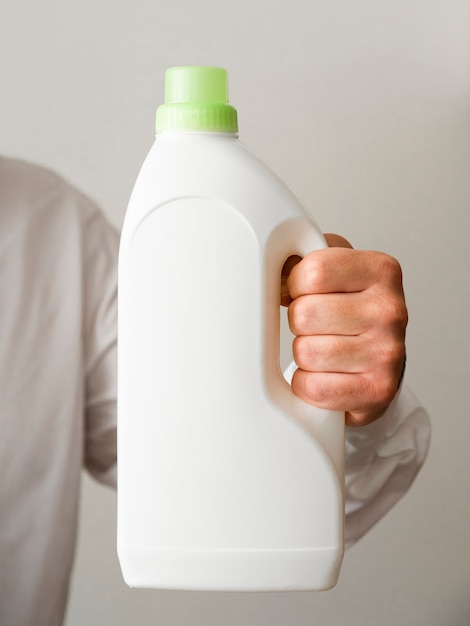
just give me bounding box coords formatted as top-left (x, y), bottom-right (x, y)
top-left (117, 66), bottom-right (345, 591)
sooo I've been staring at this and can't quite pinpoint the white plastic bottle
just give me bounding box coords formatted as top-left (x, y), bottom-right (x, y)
top-left (117, 66), bottom-right (345, 591)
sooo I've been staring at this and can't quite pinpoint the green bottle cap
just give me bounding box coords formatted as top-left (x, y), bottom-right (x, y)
top-left (155, 66), bottom-right (238, 133)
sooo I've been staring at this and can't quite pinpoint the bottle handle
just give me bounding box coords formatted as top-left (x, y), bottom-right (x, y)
top-left (264, 216), bottom-right (327, 391)
top-left (264, 218), bottom-right (345, 458)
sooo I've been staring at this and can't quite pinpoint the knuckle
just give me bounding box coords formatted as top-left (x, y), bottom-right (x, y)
top-left (292, 336), bottom-right (310, 369)
top-left (288, 297), bottom-right (310, 335)
top-left (376, 252), bottom-right (403, 284)
top-left (381, 339), bottom-right (406, 370)
top-left (374, 294), bottom-right (408, 333)
top-left (292, 370), bottom-right (327, 406)
top-left (287, 299), bottom-right (301, 334)
top-left (301, 253), bottom-right (329, 290)
top-left (308, 381), bottom-right (331, 406)
top-left (368, 372), bottom-right (398, 407)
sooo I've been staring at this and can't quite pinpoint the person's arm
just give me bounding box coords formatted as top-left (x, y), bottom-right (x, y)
top-left (81, 202), bottom-right (119, 488)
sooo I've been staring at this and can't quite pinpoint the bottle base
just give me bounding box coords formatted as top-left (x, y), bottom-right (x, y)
top-left (118, 544), bottom-right (343, 592)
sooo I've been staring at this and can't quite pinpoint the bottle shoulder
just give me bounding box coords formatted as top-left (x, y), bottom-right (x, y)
top-left (136, 134), bottom-right (294, 201)
top-left (122, 133), bottom-right (316, 239)
top-left (149, 133), bottom-right (259, 168)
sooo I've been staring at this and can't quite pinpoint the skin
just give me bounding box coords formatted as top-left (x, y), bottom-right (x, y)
top-left (281, 234), bottom-right (408, 427)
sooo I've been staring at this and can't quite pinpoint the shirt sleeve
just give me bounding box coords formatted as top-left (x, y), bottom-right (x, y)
top-left (283, 362), bottom-right (431, 547)
top-left (81, 203), bottom-right (119, 488)
top-left (343, 383), bottom-right (430, 547)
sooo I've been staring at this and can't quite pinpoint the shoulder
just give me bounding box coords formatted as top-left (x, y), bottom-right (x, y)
top-left (0, 155), bottom-right (117, 238)
top-left (0, 156), bottom-right (71, 203)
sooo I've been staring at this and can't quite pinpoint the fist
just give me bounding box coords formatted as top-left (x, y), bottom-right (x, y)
top-left (282, 234), bottom-right (408, 427)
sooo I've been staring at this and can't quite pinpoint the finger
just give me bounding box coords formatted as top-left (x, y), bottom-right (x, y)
top-left (291, 369), bottom-right (366, 411)
top-left (280, 236), bottom-right (351, 306)
top-left (288, 292), bottom-right (372, 336)
top-left (291, 369), bottom-right (397, 426)
top-left (293, 334), bottom-right (369, 373)
top-left (287, 248), bottom-right (403, 299)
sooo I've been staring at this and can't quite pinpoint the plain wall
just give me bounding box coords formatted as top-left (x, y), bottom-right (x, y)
top-left (1, 0), bottom-right (469, 624)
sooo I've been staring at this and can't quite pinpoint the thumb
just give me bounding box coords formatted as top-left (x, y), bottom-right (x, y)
top-left (323, 233), bottom-right (354, 249)
top-left (280, 254), bottom-right (302, 307)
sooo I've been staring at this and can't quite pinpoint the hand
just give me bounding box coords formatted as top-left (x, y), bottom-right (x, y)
top-left (281, 234), bottom-right (408, 427)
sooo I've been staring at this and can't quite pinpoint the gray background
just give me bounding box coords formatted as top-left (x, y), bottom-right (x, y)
top-left (1, 0), bottom-right (469, 624)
